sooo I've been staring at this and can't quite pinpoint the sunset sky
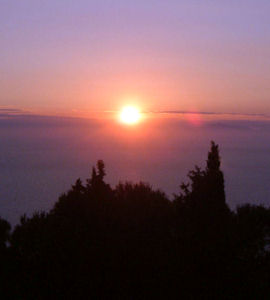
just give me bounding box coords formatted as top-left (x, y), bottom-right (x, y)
top-left (1, 0), bottom-right (270, 116)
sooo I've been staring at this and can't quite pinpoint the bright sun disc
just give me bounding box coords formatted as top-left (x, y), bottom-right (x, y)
top-left (120, 106), bottom-right (141, 124)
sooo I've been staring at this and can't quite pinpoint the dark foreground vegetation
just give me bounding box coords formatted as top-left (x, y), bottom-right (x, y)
top-left (1, 142), bottom-right (270, 299)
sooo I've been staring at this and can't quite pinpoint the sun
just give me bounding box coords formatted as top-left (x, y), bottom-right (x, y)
top-left (120, 106), bottom-right (141, 125)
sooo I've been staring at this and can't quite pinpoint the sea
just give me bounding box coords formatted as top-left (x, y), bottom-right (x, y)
top-left (1, 112), bottom-right (270, 225)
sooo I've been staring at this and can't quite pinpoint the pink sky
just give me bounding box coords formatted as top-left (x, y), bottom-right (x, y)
top-left (1, 0), bottom-right (270, 116)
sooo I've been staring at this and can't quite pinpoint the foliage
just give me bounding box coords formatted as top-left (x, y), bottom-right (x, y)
top-left (0, 143), bottom-right (270, 298)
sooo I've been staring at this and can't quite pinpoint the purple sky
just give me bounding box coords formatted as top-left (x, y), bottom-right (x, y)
top-left (1, 0), bottom-right (270, 115)
top-left (0, 112), bottom-right (270, 225)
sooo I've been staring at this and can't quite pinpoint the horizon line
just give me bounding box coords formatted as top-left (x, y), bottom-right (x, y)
top-left (0, 106), bottom-right (269, 120)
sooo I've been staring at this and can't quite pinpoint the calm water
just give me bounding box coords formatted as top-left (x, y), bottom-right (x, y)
top-left (1, 114), bottom-right (270, 225)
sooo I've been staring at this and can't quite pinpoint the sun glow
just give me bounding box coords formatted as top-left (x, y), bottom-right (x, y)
top-left (120, 106), bottom-right (141, 125)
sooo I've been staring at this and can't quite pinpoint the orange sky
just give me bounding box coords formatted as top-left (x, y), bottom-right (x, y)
top-left (1, 1), bottom-right (270, 116)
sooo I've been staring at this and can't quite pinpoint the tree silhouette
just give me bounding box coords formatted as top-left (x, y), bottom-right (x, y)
top-left (86, 160), bottom-right (112, 200)
top-left (0, 217), bottom-right (11, 297)
top-left (0, 217), bottom-right (10, 251)
top-left (172, 141), bottom-right (233, 298)
top-left (1, 141), bottom-right (269, 298)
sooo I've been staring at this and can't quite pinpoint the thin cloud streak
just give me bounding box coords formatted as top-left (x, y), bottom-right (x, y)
top-left (0, 106), bottom-right (269, 121)
top-left (148, 110), bottom-right (269, 118)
